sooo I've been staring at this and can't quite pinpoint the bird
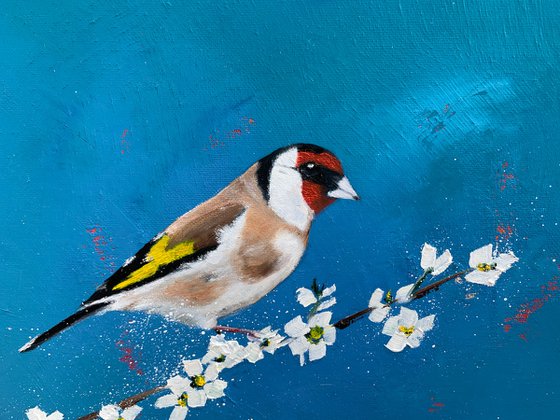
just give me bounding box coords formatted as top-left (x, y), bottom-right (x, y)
top-left (20, 143), bottom-right (359, 352)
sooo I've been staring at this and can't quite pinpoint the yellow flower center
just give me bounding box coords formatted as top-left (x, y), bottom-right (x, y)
top-left (384, 290), bottom-right (394, 304)
top-left (260, 338), bottom-right (271, 348)
top-left (177, 392), bottom-right (189, 407)
top-left (399, 325), bottom-right (415, 337)
top-left (306, 326), bottom-right (324, 344)
top-left (477, 262), bottom-right (496, 272)
top-left (192, 375), bottom-right (206, 388)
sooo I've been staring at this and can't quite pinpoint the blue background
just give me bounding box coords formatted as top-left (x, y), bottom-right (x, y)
top-left (2, 1), bottom-right (560, 418)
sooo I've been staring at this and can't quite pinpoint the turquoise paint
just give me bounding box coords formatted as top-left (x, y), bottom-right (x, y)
top-left (1, 1), bottom-right (560, 418)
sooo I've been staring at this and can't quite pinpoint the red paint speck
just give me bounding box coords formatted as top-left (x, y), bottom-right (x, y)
top-left (87, 226), bottom-right (116, 274)
top-left (428, 397), bottom-right (445, 413)
top-left (498, 161), bottom-right (515, 191)
top-left (116, 331), bottom-right (143, 376)
top-left (120, 129), bottom-right (129, 154)
top-left (504, 279), bottom-right (560, 340)
top-left (495, 224), bottom-right (514, 242)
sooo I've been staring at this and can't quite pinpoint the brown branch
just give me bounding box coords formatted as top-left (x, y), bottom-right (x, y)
top-left (77, 386), bottom-right (166, 420)
top-left (333, 269), bottom-right (470, 329)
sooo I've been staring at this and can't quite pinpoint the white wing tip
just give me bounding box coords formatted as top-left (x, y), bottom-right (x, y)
top-left (19, 336), bottom-right (37, 353)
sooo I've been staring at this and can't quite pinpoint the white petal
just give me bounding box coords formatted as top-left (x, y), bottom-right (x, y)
top-left (201, 337), bottom-right (223, 364)
top-left (308, 341), bottom-right (327, 361)
top-left (368, 306), bottom-right (390, 323)
top-left (465, 270), bottom-right (501, 286)
top-left (170, 406), bottom-right (188, 420)
top-left (284, 316), bottom-right (310, 338)
top-left (296, 287), bottom-right (317, 307)
top-left (155, 394), bottom-right (179, 409)
top-left (121, 405), bottom-right (142, 420)
top-left (322, 326), bottom-right (337, 345)
top-left (201, 349), bottom-right (219, 365)
top-left (420, 243), bottom-right (437, 270)
top-left (204, 364), bottom-right (219, 382)
top-left (395, 284), bottom-right (415, 303)
top-left (99, 405), bottom-right (120, 420)
top-left (256, 326), bottom-right (274, 337)
top-left (398, 307), bottom-right (419, 327)
top-left (244, 342), bottom-right (265, 363)
top-left (288, 336), bottom-right (310, 356)
top-left (368, 288), bottom-right (385, 307)
top-left (187, 389), bottom-right (207, 408)
top-left (432, 249), bottom-right (453, 275)
top-left (224, 346), bottom-right (247, 368)
top-left (46, 412), bottom-right (63, 420)
top-left (205, 379), bottom-right (227, 399)
top-left (263, 336), bottom-right (289, 354)
top-left (182, 359), bottom-right (203, 377)
top-left (166, 375), bottom-right (190, 396)
top-left (495, 251), bottom-right (519, 272)
top-left (382, 315), bottom-right (399, 336)
top-left (317, 297), bottom-right (337, 311)
top-left (469, 244), bottom-right (493, 267)
top-left (26, 407), bottom-right (47, 420)
top-left (299, 353), bottom-right (306, 366)
top-left (407, 329), bottom-right (425, 348)
top-left (308, 311), bottom-right (332, 328)
top-left (385, 334), bottom-right (407, 352)
top-left (322, 284), bottom-right (336, 297)
top-left (416, 314), bottom-right (435, 332)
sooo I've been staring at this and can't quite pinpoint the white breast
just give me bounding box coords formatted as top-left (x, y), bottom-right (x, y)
top-left (201, 228), bottom-right (306, 323)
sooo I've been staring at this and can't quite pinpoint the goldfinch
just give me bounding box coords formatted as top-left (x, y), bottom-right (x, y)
top-left (20, 144), bottom-right (358, 352)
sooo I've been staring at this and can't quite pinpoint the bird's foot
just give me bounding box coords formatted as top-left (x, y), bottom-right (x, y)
top-left (213, 325), bottom-right (259, 338)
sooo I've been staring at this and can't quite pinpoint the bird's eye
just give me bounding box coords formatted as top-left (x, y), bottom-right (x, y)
top-left (306, 162), bottom-right (315, 169)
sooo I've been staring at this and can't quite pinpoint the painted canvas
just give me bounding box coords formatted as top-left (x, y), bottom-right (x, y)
top-left (2, 1), bottom-right (559, 419)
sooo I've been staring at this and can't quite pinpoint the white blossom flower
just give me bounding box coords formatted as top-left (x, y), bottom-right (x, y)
top-left (382, 307), bottom-right (435, 352)
top-left (244, 326), bottom-right (288, 363)
top-left (296, 284), bottom-right (336, 311)
top-left (25, 407), bottom-right (63, 420)
top-left (465, 244), bottom-right (518, 286)
top-left (99, 404), bottom-right (142, 420)
top-left (368, 283), bottom-right (415, 323)
top-left (154, 362), bottom-right (228, 419)
top-left (201, 335), bottom-right (247, 374)
top-left (154, 375), bottom-right (192, 420)
top-left (284, 312), bottom-right (336, 365)
top-left (182, 359), bottom-right (228, 405)
top-left (421, 243), bottom-right (453, 276)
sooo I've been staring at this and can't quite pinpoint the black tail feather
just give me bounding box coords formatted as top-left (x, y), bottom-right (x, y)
top-left (19, 302), bottom-right (109, 353)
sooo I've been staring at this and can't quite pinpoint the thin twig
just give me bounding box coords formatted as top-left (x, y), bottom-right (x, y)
top-left (214, 325), bottom-right (258, 338)
top-left (333, 269), bottom-right (470, 329)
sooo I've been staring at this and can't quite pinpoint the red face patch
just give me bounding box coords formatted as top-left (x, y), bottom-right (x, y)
top-left (296, 150), bottom-right (343, 213)
top-left (301, 181), bottom-right (335, 213)
top-left (296, 151), bottom-right (343, 174)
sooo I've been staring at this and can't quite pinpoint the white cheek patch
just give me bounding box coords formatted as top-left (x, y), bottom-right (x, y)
top-left (268, 148), bottom-right (313, 231)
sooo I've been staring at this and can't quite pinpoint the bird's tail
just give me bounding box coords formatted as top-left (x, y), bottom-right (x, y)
top-left (18, 301), bottom-right (110, 353)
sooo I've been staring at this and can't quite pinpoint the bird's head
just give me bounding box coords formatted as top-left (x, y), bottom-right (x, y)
top-left (256, 144), bottom-right (359, 230)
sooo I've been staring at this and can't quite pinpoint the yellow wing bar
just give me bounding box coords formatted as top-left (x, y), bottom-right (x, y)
top-left (112, 234), bottom-right (195, 291)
